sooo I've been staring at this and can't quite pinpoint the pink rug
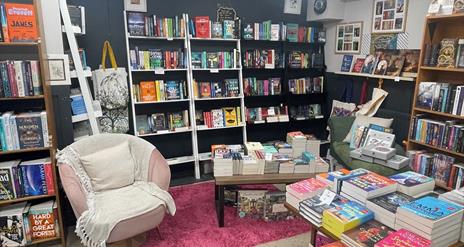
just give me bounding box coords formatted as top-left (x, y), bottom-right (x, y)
top-left (142, 181), bottom-right (311, 247)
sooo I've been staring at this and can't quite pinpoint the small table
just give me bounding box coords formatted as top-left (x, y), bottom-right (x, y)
top-left (214, 173), bottom-right (315, 227)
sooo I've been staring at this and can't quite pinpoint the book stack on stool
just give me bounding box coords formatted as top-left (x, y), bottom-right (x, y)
top-left (395, 196), bottom-right (464, 247)
top-left (351, 145), bottom-right (410, 170)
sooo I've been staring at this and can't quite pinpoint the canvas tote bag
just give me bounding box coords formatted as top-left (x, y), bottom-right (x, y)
top-left (92, 41), bottom-right (129, 133)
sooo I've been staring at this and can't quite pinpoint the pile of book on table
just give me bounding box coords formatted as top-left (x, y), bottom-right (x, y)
top-left (289, 168), bottom-right (464, 247)
top-left (0, 200), bottom-right (60, 246)
top-left (212, 131), bottom-right (328, 177)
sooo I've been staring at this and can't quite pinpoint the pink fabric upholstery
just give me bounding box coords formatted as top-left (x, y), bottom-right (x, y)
top-left (59, 147), bottom-right (171, 243)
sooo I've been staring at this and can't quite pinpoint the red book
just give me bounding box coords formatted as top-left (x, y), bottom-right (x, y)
top-left (298, 27), bottom-right (305, 42)
top-left (351, 58), bottom-right (365, 73)
top-left (195, 16), bottom-right (210, 38)
top-left (375, 229), bottom-right (431, 247)
top-left (286, 178), bottom-right (328, 199)
top-left (7, 61), bottom-right (18, 97)
top-left (44, 162), bottom-right (55, 195)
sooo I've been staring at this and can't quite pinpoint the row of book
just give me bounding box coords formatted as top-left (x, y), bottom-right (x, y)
top-left (126, 12), bottom-right (186, 38)
top-left (246, 106), bottom-right (289, 124)
top-left (0, 200), bottom-right (60, 246)
top-left (242, 49), bottom-right (282, 69)
top-left (0, 3), bottom-right (39, 43)
top-left (292, 168), bottom-right (464, 246)
top-left (196, 107), bottom-right (242, 129)
top-left (135, 111), bottom-right (189, 136)
top-left (408, 150), bottom-right (464, 190)
top-left (189, 16), bottom-right (239, 39)
top-left (0, 60), bottom-right (42, 98)
top-left (133, 80), bottom-right (188, 103)
top-left (288, 76), bottom-right (323, 94)
top-left (191, 50), bottom-right (239, 69)
top-left (409, 115), bottom-right (464, 153)
top-left (193, 79), bottom-right (240, 99)
top-left (0, 111), bottom-right (49, 151)
top-left (242, 22), bottom-right (319, 43)
top-left (129, 48), bottom-right (187, 70)
top-left (243, 77), bottom-right (282, 96)
top-left (289, 104), bottom-right (323, 120)
top-left (423, 38), bottom-right (464, 69)
top-left (0, 158), bottom-right (54, 201)
top-left (287, 51), bottom-right (312, 69)
top-left (416, 82), bottom-right (464, 115)
top-left (341, 49), bottom-right (420, 78)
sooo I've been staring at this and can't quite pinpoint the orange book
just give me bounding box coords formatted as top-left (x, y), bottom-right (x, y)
top-left (5, 3), bottom-right (38, 42)
top-left (139, 81), bottom-right (156, 102)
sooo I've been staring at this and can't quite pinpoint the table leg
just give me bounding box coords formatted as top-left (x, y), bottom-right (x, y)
top-left (311, 228), bottom-right (317, 246)
top-left (217, 185), bottom-right (224, 227)
top-left (215, 185), bottom-right (218, 201)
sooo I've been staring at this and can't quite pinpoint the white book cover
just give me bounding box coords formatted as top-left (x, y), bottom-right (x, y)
top-left (40, 111), bottom-right (49, 147)
top-left (30, 61), bottom-right (41, 96)
top-left (270, 24), bottom-right (280, 41)
top-left (13, 61), bottom-right (25, 97)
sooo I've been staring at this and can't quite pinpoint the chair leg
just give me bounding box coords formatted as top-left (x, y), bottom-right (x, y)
top-left (156, 226), bottom-right (163, 240)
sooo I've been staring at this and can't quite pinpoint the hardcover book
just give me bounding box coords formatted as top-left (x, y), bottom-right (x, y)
top-left (4, 3), bottom-right (38, 42)
top-left (15, 112), bottom-right (45, 149)
top-left (237, 190), bottom-right (267, 219)
top-left (27, 200), bottom-right (58, 241)
top-left (342, 220), bottom-right (394, 247)
top-left (194, 16), bottom-right (210, 38)
top-left (20, 158), bottom-right (53, 196)
top-left (352, 58), bottom-right (365, 73)
top-left (127, 12), bottom-right (145, 36)
top-left (211, 22), bottom-right (223, 38)
top-left (223, 20), bottom-right (235, 39)
top-left (341, 55), bottom-right (353, 72)
top-left (374, 229), bottom-right (431, 247)
top-left (437, 38), bottom-right (458, 68)
top-left (152, 113), bottom-right (168, 131)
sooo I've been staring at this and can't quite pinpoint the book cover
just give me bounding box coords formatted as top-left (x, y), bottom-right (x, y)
top-left (286, 23), bottom-right (298, 42)
top-left (4, 3), bottom-right (38, 42)
top-left (211, 21), bottom-right (223, 38)
top-left (238, 190), bottom-right (267, 219)
top-left (398, 196), bottom-right (463, 221)
top-left (135, 115), bottom-right (149, 135)
top-left (401, 49), bottom-right (420, 77)
top-left (389, 171), bottom-right (434, 187)
top-left (15, 112), bottom-right (44, 149)
top-left (368, 192), bottom-right (414, 214)
top-left (194, 16), bottom-right (210, 38)
top-left (322, 200), bottom-right (374, 237)
top-left (286, 178), bottom-right (328, 198)
top-left (165, 81), bottom-right (181, 100)
top-left (200, 82), bottom-right (211, 98)
top-left (169, 112), bottom-right (185, 129)
top-left (20, 162), bottom-right (47, 196)
top-left (341, 55), bottom-right (353, 72)
top-left (385, 54), bottom-right (405, 77)
top-left (300, 192), bottom-right (347, 216)
top-left (0, 160), bottom-right (20, 200)
top-left (352, 58), bottom-right (365, 73)
top-left (360, 55), bottom-right (377, 74)
top-left (152, 113), bottom-right (167, 131)
top-left (345, 173), bottom-right (396, 193)
top-left (263, 191), bottom-right (291, 221)
top-left (223, 107), bottom-right (237, 127)
top-left (374, 229), bottom-right (431, 247)
top-left (0, 202), bottom-right (27, 246)
top-left (27, 200), bottom-right (58, 241)
top-left (343, 220), bottom-right (394, 247)
top-left (223, 20), bottom-right (235, 39)
top-left (437, 38), bottom-right (458, 68)
top-left (127, 12), bottom-right (145, 36)
top-left (139, 81), bottom-right (156, 102)
top-left (211, 109), bottom-right (224, 128)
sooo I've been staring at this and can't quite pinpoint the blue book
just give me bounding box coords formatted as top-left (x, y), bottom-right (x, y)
top-left (165, 81), bottom-right (181, 100)
top-left (20, 162), bottom-right (47, 196)
top-left (397, 196), bottom-right (464, 227)
top-left (341, 55), bottom-right (353, 72)
top-left (70, 94), bottom-right (87, 115)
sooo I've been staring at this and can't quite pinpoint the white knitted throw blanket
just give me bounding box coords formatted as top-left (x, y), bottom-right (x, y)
top-left (57, 146), bottom-right (176, 247)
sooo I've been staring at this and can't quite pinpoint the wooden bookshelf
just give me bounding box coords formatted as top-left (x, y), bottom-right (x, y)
top-left (408, 140), bottom-right (464, 158)
top-left (0, 147), bottom-right (51, 156)
top-left (420, 66), bottom-right (464, 73)
top-left (334, 71), bottom-right (416, 82)
top-left (0, 41), bottom-right (39, 46)
top-left (427, 12), bottom-right (464, 21)
top-left (414, 107), bottom-right (464, 120)
top-left (0, 95), bottom-right (45, 101)
top-left (0, 194), bottom-right (56, 206)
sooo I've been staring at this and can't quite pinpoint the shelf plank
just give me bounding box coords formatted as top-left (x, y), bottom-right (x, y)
top-left (166, 155), bottom-right (195, 165)
top-left (414, 108), bottom-right (464, 120)
top-left (196, 125), bottom-right (245, 131)
top-left (0, 194), bottom-right (56, 206)
top-left (0, 42), bottom-right (39, 46)
top-left (194, 96), bottom-right (243, 101)
top-left (137, 129), bottom-right (192, 137)
top-left (134, 99), bottom-right (190, 105)
top-left (408, 140), bottom-right (464, 158)
top-left (334, 71), bottom-right (416, 81)
top-left (190, 37), bottom-right (239, 42)
top-left (128, 35), bottom-right (185, 40)
top-left (0, 147), bottom-right (50, 156)
top-left (0, 95), bottom-right (44, 101)
top-left (427, 13), bottom-right (464, 21)
top-left (131, 68), bottom-right (188, 72)
top-left (421, 66), bottom-right (464, 73)
top-left (30, 236), bottom-right (61, 245)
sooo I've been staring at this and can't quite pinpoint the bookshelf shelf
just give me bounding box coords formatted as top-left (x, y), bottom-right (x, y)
top-left (0, 42), bottom-right (39, 46)
top-left (131, 68), bottom-right (188, 72)
top-left (0, 95), bottom-right (44, 101)
top-left (198, 152), bottom-right (212, 161)
top-left (189, 37), bottom-right (239, 42)
top-left (128, 35), bottom-right (185, 40)
top-left (196, 125), bottom-right (245, 131)
top-left (166, 155), bottom-right (195, 165)
top-left (191, 68), bottom-right (240, 71)
top-left (0, 147), bottom-right (50, 156)
top-left (408, 140), bottom-right (464, 158)
top-left (414, 107), bottom-right (464, 120)
top-left (427, 12), bottom-right (464, 21)
top-left (0, 194), bottom-right (56, 206)
top-left (134, 99), bottom-right (190, 104)
top-left (30, 236), bottom-right (61, 245)
top-left (334, 71), bottom-right (416, 81)
top-left (242, 67), bottom-right (285, 70)
top-left (247, 120), bottom-right (290, 126)
top-left (70, 69), bottom-right (92, 78)
top-left (194, 96), bottom-right (243, 101)
top-left (137, 128), bottom-right (192, 137)
top-left (420, 66), bottom-right (464, 73)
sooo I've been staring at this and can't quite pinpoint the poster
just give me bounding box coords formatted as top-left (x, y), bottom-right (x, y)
top-left (370, 33), bottom-right (398, 54)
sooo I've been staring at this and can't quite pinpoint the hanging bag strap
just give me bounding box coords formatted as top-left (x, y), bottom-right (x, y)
top-left (100, 40), bottom-right (118, 70)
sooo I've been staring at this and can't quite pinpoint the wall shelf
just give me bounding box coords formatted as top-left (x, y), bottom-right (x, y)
top-left (334, 71), bottom-right (416, 82)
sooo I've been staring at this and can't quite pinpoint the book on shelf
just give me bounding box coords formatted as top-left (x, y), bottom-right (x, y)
top-left (400, 49), bottom-right (420, 78)
top-left (437, 38), bottom-right (458, 68)
top-left (193, 79), bottom-right (239, 99)
top-left (415, 82), bottom-right (464, 115)
top-left (65, 48), bottom-right (88, 71)
top-left (196, 107), bottom-right (242, 129)
top-left (0, 160), bottom-right (21, 200)
top-left (289, 104), bottom-right (323, 120)
top-left (365, 192), bottom-right (414, 229)
top-left (135, 110), bottom-right (190, 135)
top-left (374, 229), bottom-right (431, 247)
top-left (129, 47), bottom-right (186, 70)
top-left (190, 50), bottom-right (239, 69)
top-left (243, 77), bottom-right (281, 96)
top-left (133, 80), bottom-right (187, 102)
top-left (389, 171), bottom-right (435, 197)
top-left (288, 76), bottom-right (323, 94)
top-left (127, 12), bottom-right (185, 38)
top-left (242, 21), bottom-right (319, 42)
top-left (189, 16), bottom-right (239, 39)
top-left (351, 58), bottom-right (365, 73)
top-left (0, 111), bottom-right (49, 151)
top-left (287, 51), bottom-right (312, 69)
top-left (242, 49), bottom-right (283, 69)
top-left (456, 39), bottom-right (464, 68)
top-left (0, 202), bottom-right (28, 246)
top-left (360, 55), bottom-right (378, 74)
top-left (19, 158), bottom-right (54, 197)
top-left (0, 3), bottom-right (38, 43)
top-left (70, 94), bottom-right (86, 116)
top-left (0, 60), bottom-right (42, 98)
top-left (341, 55), bottom-right (353, 72)
top-left (26, 200), bottom-right (59, 242)
top-left (341, 220), bottom-right (394, 247)
top-left (246, 106), bottom-right (289, 124)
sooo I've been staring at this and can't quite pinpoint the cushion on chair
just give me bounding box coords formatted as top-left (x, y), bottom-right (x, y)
top-left (343, 115), bottom-right (394, 143)
top-left (80, 141), bottom-right (136, 191)
top-left (328, 116), bottom-right (355, 142)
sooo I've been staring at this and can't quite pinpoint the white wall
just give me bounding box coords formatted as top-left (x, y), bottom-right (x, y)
top-left (324, 0), bottom-right (430, 72)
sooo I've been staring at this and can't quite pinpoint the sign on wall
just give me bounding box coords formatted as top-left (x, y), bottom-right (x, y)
top-left (372, 0), bottom-right (408, 33)
top-left (335, 22), bottom-right (363, 54)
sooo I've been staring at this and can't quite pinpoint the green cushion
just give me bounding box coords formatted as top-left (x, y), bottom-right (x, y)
top-left (331, 141), bottom-right (410, 177)
top-left (328, 116), bottom-right (355, 142)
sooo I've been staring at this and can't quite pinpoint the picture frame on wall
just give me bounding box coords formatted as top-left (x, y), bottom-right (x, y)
top-left (45, 54), bottom-right (71, 86)
top-left (372, 0), bottom-right (408, 34)
top-left (124, 0), bottom-right (147, 12)
top-left (284, 0), bottom-right (302, 15)
top-left (335, 22), bottom-right (363, 54)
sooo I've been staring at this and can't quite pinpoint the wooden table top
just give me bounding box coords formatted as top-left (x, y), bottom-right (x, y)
top-left (214, 173), bottom-right (315, 185)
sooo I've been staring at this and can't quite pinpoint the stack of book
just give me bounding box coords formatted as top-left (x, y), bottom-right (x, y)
top-left (341, 220), bottom-right (394, 247)
top-left (242, 49), bottom-right (281, 69)
top-left (316, 168), bottom-right (369, 193)
top-left (133, 80), bottom-right (188, 103)
top-left (129, 48), bottom-right (186, 70)
top-left (135, 111), bottom-right (190, 135)
top-left (289, 104), bottom-right (323, 120)
top-left (349, 124), bottom-right (395, 150)
top-left (279, 160), bottom-right (295, 173)
top-left (246, 106), bottom-right (289, 124)
top-left (191, 50), bottom-right (239, 69)
top-left (359, 145), bottom-right (409, 170)
top-left (299, 191), bottom-right (346, 227)
top-left (389, 171), bottom-right (435, 197)
top-left (193, 79), bottom-right (240, 99)
top-left (213, 155), bottom-right (235, 177)
top-left (285, 178), bottom-right (328, 209)
top-left (245, 142), bottom-right (264, 154)
top-left (286, 131), bottom-right (307, 158)
top-left (288, 76), bottom-right (323, 94)
top-left (0, 111), bottom-right (49, 151)
top-left (340, 172), bottom-right (397, 204)
top-left (374, 229), bottom-right (431, 247)
top-left (365, 191), bottom-right (414, 228)
top-left (243, 77), bottom-right (282, 96)
top-left (126, 12), bottom-right (186, 38)
top-left (395, 196), bottom-right (464, 246)
top-left (196, 107), bottom-right (242, 129)
top-left (0, 60), bottom-right (42, 98)
top-left (189, 16), bottom-right (239, 39)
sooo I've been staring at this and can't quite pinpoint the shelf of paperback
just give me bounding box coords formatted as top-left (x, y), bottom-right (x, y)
top-left (131, 68), bottom-right (188, 73)
top-left (194, 96), bottom-right (243, 101)
top-left (128, 36), bottom-right (185, 41)
top-left (134, 98), bottom-right (190, 105)
top-left (189, 37), bottom-right (239, 42)
top-left (408, 140), bottom-right (464, 159)
top-left (196, 124), bottom-right (245, 131)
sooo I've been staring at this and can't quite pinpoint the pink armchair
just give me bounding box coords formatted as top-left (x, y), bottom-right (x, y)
top-left (58, 134), bottom-right (171, 245)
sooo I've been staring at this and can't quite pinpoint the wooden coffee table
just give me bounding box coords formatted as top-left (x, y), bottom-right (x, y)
top-left (214, 173), bottom-right (314, 227)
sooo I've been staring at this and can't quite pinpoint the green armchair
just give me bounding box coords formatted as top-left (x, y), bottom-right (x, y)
top-left (328, 116), bottom-right (409, 176)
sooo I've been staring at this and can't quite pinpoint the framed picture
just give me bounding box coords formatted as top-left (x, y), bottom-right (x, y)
top-left (335, 22), bottom-right (363, 54)
top-left (284, 0), bottom-right (302, 15)
top-left (45, 54), bottom-right (71, 86)
top-left (124, 0), bottom-right (147, 12)
top-left (372, 0), bottom-right (408, 33)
